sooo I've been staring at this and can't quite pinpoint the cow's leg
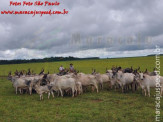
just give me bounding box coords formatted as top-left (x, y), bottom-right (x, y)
top-left (128, 84), bottom-right (130, 91)
top-left (51, 91), bottom-right (54, 98)
top-left (114, 84), bottom-right (117, 91)
top-left (119, 84), bottom-right (121, 89)
top-left (72, 88), bottom-right (74, 97)
top-left (132, 83), bottom-right (134, 90)
top-left (126, 85), bottom-right (127, 92)
top-left (42, 94), bottom-right (44, 100)
top-left (144, 89), bottom-right (147, 96)
top-left (57, 91), bottom-right (60, 97)
top-left (142, 89), bottom-right (144, 94)
top-left (70, 90), bottom-right (72, 96)
top-left (19, 88), bottom-right (22, 94)
top-left (124, 85), bottom-right (126, 92)
top-left (94, 84), bottom-right (98, 93)
top-left (22, 90), bottom-right (24, 94)
top-left (29, 87), bottom-right (32, 95)
top-left (75, 86), bottom-right (78, 96)
top-left (109, 82), bottom-right (112, 89)
top-left (20, 88), bottom-right (22, 94)
top-left (80, 86), bottom-right (83, 94)
top-left (127, 85), bottom-right (129, 91)
top-left (147, 87), bottom-right (150, 97)
top-left (125, 85), bottom-right (127, 92)
top-left (121, 85), bottom-right (124, 93)
top-left (129, 84), bottom-right (131, 90)
top-left (101, 83), bottom-right (103, 90)
top-left (110, 84), bottom-right (113, 89)
top-left (130, 83), bottom-right (132, 91)
top-left (75, 87), bottom-right (78, 96)
top-left (99, 84), bottom-right (101, 90)
top-left (15, 87), bottom-right (18, 94)
top-left (135, 83), bottom-right (137, 91)
top-left (91, 86), bottom-right (95, 92)
top-left (26, 89), bottom-right (28, 94)
top-left (84, 87), bottom-right (87, 92)
top-left (48, 92), bottom-right (50, 99)
top-left (114, 85), bottom-right (116, 91)
top-left (132, 83), bottom-right (134, 92)
top-left (40, 94), bottom-right (42, 100)
top-left (59, 88), bottom-right (63, 97)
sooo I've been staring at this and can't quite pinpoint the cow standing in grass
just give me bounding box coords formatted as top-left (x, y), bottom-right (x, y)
top-left (114, 71), bottom-right (135, 93)
top-left (76, 73), bottom-right (99, 93)
top-left (92, 69), bottom-right (110, 90)
top-left (34, 81), bottom-right (54, 100)
top-left (135, 73), bottom-right (163, 97)
top-left (50, 75), bottom-right (77, 97)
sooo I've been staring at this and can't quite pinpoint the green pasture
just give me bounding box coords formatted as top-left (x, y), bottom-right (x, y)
top-left (0, 56), bottom-right (162, 122)
top-left (0, 56), bottom-right (162, 76)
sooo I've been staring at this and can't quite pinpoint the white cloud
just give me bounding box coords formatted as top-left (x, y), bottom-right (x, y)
top-left (0, 48), bottom-right (161, 60)
top-left (0, 0), bottom-right (163, 59)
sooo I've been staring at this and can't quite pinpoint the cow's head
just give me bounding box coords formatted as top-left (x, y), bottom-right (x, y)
top-left (134, 72), bottom-right (144, 82)
top-left (115, 71), bottom-right (123, 81)
top-left (92, 69), bottom-right (96, 75)
top-left (139, 73), bottom-right (144, 80)
top-left (133, 69), bottom-right (137, 75)
top-left (7, 71), bottom-right (12, 81)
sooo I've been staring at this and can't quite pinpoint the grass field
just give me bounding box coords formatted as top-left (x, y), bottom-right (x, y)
top-left (0, 56), bottom-right (163, 121)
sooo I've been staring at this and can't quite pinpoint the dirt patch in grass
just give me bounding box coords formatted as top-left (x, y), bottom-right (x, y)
top-left (91, 99), bottom-right (103, 102)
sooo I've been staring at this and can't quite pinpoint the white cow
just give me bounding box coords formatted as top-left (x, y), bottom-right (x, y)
top-left (93, 73), bottom-right (110, 89)
top-left (115, 71), bottom-right (135, 93)
top-left (8, 74), bottom-right (44, 95)
top-left (135, 73), bottom-right (163, 97)
top-left (106, 70), bottom-right (118, 90)
top-left (43, 74), bottom-right (58, 83)
top-left (50, 76), bottom-right (77, 97)
top-left (34, 83), bottom-right (53, 100)
top-left (76, 73), bottom-right (99, 93)
top-left (8, 76), bottom-right (33, 94)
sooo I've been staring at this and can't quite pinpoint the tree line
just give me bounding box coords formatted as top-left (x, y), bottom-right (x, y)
top-left (0, 56), bottom-right (99, 65)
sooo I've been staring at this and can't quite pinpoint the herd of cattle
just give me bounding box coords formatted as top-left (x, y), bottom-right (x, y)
top-left (7, 66), bottom-right (163, 100)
